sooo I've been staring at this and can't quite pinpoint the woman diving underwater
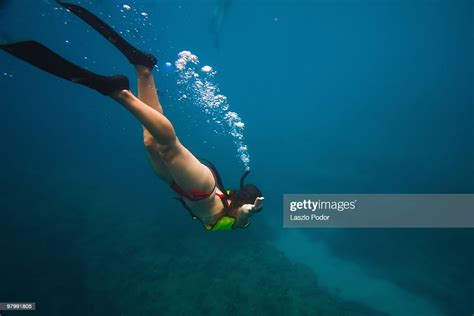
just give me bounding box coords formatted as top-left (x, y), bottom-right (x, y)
top-left (1, 1), bottom-right (264, 231)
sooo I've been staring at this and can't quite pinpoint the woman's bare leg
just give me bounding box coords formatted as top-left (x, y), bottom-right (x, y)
top-left (111, 89), bottom-right (214, 194)
top-left (135, 65), bottom-right (172, 182)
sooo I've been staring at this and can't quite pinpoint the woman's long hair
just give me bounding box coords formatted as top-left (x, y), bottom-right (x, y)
top-left (224, 170), bottom-right (263, 218)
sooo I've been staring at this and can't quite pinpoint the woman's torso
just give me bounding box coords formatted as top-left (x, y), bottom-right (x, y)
top-left (183, 187), bottom-right (229, 225)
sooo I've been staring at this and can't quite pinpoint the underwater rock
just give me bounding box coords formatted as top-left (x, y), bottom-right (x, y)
top-left (81, 223), bottom-right (386, 316)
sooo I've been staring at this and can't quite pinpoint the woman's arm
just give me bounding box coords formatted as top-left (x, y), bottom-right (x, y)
top-left (235, 197), bottom-right (265, 228)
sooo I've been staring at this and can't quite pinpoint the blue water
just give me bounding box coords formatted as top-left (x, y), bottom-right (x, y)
top-left (1, 0), bottom-right (473, 315)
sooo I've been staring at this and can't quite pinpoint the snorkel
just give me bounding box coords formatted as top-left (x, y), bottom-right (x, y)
top-left (240, 169), bottom-right (251, 189)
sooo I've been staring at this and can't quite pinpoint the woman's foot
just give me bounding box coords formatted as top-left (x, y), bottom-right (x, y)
top-left (83, 74), bottom-right (130, 96)
top-left (1, 40), bottom-right (130, 95)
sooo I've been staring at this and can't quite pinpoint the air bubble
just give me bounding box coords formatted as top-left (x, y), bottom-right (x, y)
top-left (175, 51), bottom-right (251, 169)
top-left (201, 65), bottom-right (212, 73)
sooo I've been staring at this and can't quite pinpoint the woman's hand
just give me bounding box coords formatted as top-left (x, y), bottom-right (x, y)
top-left (253, 197), bottom-right (264, 212)
top-left (235, 197), bottom-right (264, 228)
top-left (240, 197), bottom-right (264, 215)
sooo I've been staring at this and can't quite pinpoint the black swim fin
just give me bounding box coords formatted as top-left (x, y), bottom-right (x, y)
top-left (1, 40), bottom-right (129, 95)
top-left (57, 1), bottom-right (157, 69)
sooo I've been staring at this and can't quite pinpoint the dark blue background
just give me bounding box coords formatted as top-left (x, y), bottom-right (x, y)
top-left (1, 0), bottom-right (472, 315)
